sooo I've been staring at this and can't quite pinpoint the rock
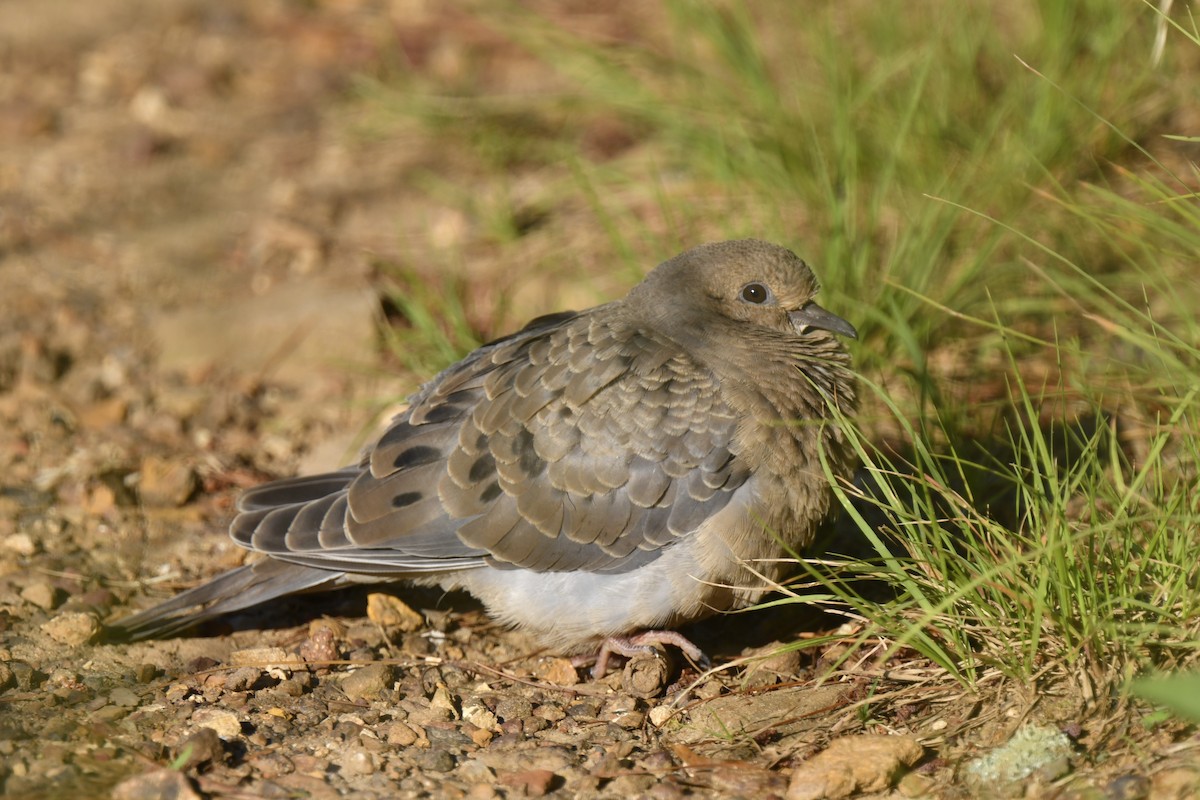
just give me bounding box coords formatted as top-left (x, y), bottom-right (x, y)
top-left (77, 396), bottom-right (128, 430)
top-left (670, 684), bottom-right (845, 746)
top-left (416, 748), bottom-right (456, 773)
top-left (898, 772), bottom-right (935, 797)
top-left (648, 706), bottom-right (675, 728)
top-left (224, 667), bottom-right (263, 692)
top-left (458, 757), bottom-right (495, 784)
top-left (111, 768), bottom-right (203, 800)
top-left (962, 723), bottom-right (1073, 790)
top-left (366, 592), bottom-right (424, 633)
top-left (190, 707), bottom-right (243, 740)
top-left (300, 619), bottom-right (342, 664)
top-left (463, 701), bottom-right (499, 734)
top-left (610, 710), bottom-right (645, 730)
top-left (387, 721), bottom-right (421, 747)
top-left (20, 580), bottom-right (62, 610)
top-left (712, 765), bottom-right (788, 797)
top-left (40, 611), bottom-right (100, 646)
top-left (466, 785), bottom-right (500, 800)
top-left (340, 663), bottom-right (395, 701)
top-left (249, 752), bottom-right (295, 779)
top-left (743, 641), bottom-right (804, 687)
top-left (494, 695), bottom-right (533, 723)
top-left (534, 656), bottom-right (579, 687)
top-left (1105, 775), bottom-right (1150, 799)
top-left (229, 646), bottom-right (295, 672)
top-left (430, 684), bottom-right (459, 717)
top-left (410, 703), bottom-right (455, 726)
top-left (465, 723), bottom-right (493, 747)
top-left (2, 532), bottom-right (37, 556)
top-left (341, 747), bottom-right (379, 776)
top-left (787, 735), bottom-right (924, 800)
top-left (6, 661), bottom-right (45, 690)
top-left (477, 745), bottom-right (574, 773)
top-left (109, 687), bottom-right (141, 707)
top-left (138, 455), bottom-right (198, 507)
top-left (1152, 767), bottom-right (1200, 799)
top-left (497, 768), bottom-right (558, 796)
top-left (174, 726), bottom-right (225, 770)
top-left (623, 654), bottom-right (671, 699)
top-left (91, 704), bottom-right (130, 723)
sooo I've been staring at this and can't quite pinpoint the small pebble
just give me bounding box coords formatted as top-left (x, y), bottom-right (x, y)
top-left (190, 707), bottom-right (242, 740)
top-left (416, 748), bottom-right (456, 773)
top-left (138, 455), bottom-right (198, 507)
top-left (224, 667), bottom-right (262, 692)
top-left (534, 657), bottom-right (579, 686)
top-left (229, 646), bottom-right (294, 671)
top-left (111, 767), bottom-right (202, 800)
top-left (463, 702), bottom-right (499, 733)
top-left (338, 747), bottom-right (377, 776)
top-left (2, 533), bottom-right (37, 557)
top-left (366, 592), bottom-right (424, 633)
top-left (430, 684), bottom-right (459, 717)
top-left (648, 706), bottom-right (675, 728)
top-left (20, 581), bottom-right (62, 610)
top-left (498, 768), bottom-right (558, 797)
top-left (41, 611), bottom-right (100, 646)
top-left (387, 721), bottom-right (420, 747)
top-left (611, 711), bottom-right (645, 730)
top-left (340, 663), bottom-right (395, 701)
top-left (300, 623), bottom-right (341, 664)
top-left (494, 696), bottom-right (533, 722)
top-left (623, 654), bottom-right (670, 699)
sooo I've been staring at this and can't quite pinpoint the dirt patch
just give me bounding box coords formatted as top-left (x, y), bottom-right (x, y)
top-left (2, 2), bottom-right (1197, 798)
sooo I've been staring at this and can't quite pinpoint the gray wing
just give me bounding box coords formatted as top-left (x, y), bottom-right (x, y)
top-left (233, 308), bottom-right (751, 575)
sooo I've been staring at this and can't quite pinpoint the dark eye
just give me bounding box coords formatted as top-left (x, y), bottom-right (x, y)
top-left (741, 282), bottom-right (769, 304)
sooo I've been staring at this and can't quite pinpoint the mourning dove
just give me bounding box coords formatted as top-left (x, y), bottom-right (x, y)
top-left (110, 239), bottom-right (858, 675)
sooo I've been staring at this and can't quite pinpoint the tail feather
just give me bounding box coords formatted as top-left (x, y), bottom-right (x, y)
top-left (236, 467), bottom-right (360, 512)
top-left (107, 561), bottom-right (342, 641)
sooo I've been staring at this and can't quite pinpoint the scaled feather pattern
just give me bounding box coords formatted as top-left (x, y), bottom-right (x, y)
top-left (110, 239), bottom-right (858, 658)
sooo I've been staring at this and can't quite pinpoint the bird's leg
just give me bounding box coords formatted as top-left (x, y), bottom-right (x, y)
top-left (577, 630), bottom-right (711, 679)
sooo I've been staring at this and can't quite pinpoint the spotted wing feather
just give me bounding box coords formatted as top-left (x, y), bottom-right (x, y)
top-left (217, 309), bottom-right (750, 577)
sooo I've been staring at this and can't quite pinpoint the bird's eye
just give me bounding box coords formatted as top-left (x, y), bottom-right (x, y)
top-left (741, 282), bottom-right (769, 304)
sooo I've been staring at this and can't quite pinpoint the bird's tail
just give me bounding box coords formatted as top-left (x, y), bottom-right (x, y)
top-left (106, 560), bottom-right (340, 641)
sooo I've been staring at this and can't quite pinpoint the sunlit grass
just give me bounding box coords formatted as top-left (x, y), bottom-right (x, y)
top-left (376, 259), bottom-right (484, 378)
top-left (361, 0), bottom-right (1200, 712)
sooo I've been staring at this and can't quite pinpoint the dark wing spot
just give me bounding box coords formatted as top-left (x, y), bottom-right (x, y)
top-left (469, 454), bottom-right (496, 483)
top-left (392, 491), bottom-right (423, 508)
top-left (516, 428), bottom-right (545, 478)
top-left (480, 481), bottom-right (503, 503)
top-left (393, 445), bottom-right (442, 470)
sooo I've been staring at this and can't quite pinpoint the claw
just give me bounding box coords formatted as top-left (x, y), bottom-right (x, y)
top-left (581, 630), bottom-right (710, 679)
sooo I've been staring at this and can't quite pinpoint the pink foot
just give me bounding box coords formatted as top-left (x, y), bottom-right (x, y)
top-left (576, 630), bottom-right (711, 679)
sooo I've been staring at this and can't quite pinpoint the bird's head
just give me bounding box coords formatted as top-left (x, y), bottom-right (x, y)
top-left (629, 239), bottom-right (857, 345)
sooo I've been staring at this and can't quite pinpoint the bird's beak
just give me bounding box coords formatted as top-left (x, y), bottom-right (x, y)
top-left (789, 302), bottom-right (858, 339)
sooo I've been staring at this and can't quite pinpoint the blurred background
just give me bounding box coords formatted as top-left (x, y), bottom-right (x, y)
top-left (3, 0), bottom-right (1196, 433)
